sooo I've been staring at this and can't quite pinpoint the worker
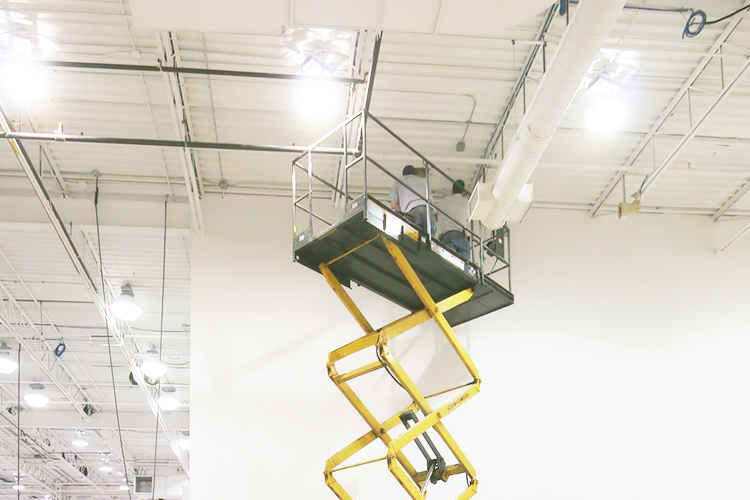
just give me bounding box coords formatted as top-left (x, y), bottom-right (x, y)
top-left (388, 165), bottom-right (436, 236)
top-left (437, 179), bottom-right (470, 259)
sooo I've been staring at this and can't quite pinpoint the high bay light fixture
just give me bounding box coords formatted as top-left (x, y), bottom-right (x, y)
top-left (24, 383), bottom-right (49, 408)
top-left (0, 341), bottom-right (18, 374)
top-left (157, 386), bottom-right (180, 411)
top-left (111, 284), bottom-right (142, 321)
top-left (72, 430), bottom-right (88, 448)
top-left (139, 348), bottom-right (167, 379)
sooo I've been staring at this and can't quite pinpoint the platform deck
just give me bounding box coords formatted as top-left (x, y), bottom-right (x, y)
top-left (294, 198), bottom-right (513, 326)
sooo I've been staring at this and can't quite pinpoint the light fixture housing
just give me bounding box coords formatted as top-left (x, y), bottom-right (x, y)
top-left (587, 98), bottom-right (627, 133)
top-left (178, 437), bottom-right (190, 451)
top-left (72, 430), bottom-right (88, 448)
top-left (24, 383), bottom-right (50, 408)
top-left (11, 484), bottom-right (25, 491)
top-left (140, 358), bottom-right (167, 379)
top-left (111, 284), bottom-right (143, 321)
top-left (0, 344), bottom-right (18, 374)
top-left (157, 386), bottom-right (180, 411)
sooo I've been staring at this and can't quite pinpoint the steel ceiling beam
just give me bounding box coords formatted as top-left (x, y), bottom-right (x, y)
top-left (0, 130), bottom-right (352, 154)
top-left (639, 56), bottom-right (750, 196)
top-left (713, 177), bottom-right (750, 220)
top-left (0, 280), bottom-right (98, 422)
top-left (718, 220), bottom-right (750, 253)
top-left (35, 60), bottom-right (366, 85)
top-left (589, 6), bottom-right (749, 216)
top-left (157, 31), bottom-right (205, 234)
top-left (0, 102), bottom-right (190, 476)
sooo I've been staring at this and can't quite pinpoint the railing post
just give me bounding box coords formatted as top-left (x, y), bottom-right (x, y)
top-left (363, 112), bottom-right (368, 207)
top-left (344, 122), bottom-right (349, 202)
top-left (425, 161), bottom-right (432, 240)
top-left (308, 151), bottom-right (313, 232)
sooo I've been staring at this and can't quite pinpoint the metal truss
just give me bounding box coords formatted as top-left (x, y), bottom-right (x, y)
top-left (0, 279), bottom-right (98, 422)
top-left (321, 235), bottom-right (480, 500)
top-left (157, 30), bottom-right (206, 233)
top-left (77, 230), bottom-right (190, 475)
top-left (0, 98), bottom-right (189, 475)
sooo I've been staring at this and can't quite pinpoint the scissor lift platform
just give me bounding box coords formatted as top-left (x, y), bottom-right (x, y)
top-left (294, 197), bottom-right (513, 326)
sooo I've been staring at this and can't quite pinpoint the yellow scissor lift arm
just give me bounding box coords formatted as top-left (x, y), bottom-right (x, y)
top-left (292, 94), bottom-right (513, 498)
top-left (320, 236), bottom-right (481, 499)
top-left (294, 192), bottom-right (513, 499)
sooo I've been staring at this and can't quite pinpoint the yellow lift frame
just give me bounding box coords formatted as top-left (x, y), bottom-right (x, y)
top-left (321, 235), bottom-right (481, 500)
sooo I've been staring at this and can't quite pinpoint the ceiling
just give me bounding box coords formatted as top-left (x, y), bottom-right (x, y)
top-left (0, 0), bottom-right (749, 497)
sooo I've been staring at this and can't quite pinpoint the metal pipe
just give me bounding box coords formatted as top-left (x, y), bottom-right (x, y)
top-left (482, 0), bottom-right (628, 229)
top-left (0, 131), bottom-right (355, 155)
top-left (35, 60), bottom-right (365, 85)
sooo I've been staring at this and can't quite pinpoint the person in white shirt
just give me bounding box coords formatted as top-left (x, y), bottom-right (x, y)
top-left (387, 165), bottom-right (436, 236)
top-left (437, 180), bottom-right (470, 259)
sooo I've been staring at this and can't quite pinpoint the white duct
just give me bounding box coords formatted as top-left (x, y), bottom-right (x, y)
top-left (481, 0), bottom-right (627, 229)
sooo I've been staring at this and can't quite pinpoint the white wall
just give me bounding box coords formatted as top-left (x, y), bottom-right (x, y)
top-left (191, 194), bottom-right (750, 499)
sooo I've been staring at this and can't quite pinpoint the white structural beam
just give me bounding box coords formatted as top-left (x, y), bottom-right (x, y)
top-left (718, 221), bottom-right (750, 253)
top-left (0, 102), bottom-right (190, 476)
top-left (589, 7), bottom-right (749, 216)
top-left (157, 30), bottom-right (205, 234)
top-left (0, 280), bottom-right (97, 422)
top-left (713, 177), bottom-right (750, 220)
top-left (639, 56), bottom-right (750, 195)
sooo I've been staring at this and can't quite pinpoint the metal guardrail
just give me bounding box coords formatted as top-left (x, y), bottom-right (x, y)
top-left (292, 109), bottom-right (511, 291)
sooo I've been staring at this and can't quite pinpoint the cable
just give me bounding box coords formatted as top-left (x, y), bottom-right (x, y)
top-left (375, 346), bottom-right (406, 391)
top-left (683, 5), bottom-right (750, 38)
top-left (151, 198), bottom-right (168, 500)
top-left (16, 343), bottom-right (20, 497)
top-left (94, 178), bottom-right (133, 500)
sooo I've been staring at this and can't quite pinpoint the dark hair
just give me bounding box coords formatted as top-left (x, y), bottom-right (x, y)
top-left (403, 165), bottom-right (417, 176)
top-left (452, 179), bottom-right (466, 194)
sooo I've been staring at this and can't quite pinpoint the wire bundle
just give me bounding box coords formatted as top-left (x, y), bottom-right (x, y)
top-left (683, 5), bottom-right (750, 38)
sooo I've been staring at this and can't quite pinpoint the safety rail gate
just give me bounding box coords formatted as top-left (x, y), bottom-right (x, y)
top-left (292, 108), bottom-right (513, 500)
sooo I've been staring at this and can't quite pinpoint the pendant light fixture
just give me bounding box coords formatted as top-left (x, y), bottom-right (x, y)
top-left (24, 383), bottom-right (49, 408)
top-left (0, 341), bottom-right (18, 374)
top-left (111, 284), bottom-right (143, 321)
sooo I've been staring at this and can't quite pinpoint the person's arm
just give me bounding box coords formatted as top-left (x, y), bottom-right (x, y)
top-left (387, 183), bottom-right (400, 211)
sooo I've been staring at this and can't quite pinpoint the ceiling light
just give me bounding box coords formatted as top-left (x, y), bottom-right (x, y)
top-left (119, 484), bottom-right (130, 491)
top-left (72, 430), bottom-right (88, 448)
top-left (11, 484), bottom-right (24, 491)
top-left (297, 80), bottom-right (341, 122)
top-left (24, 383), bottom-right (49, 408)
top-left (157, 386), bottom-right (180, 411)
top-left (0, 343), bottom-right (18, 374)
top-left (99, 465), bottom-right (113, 472)
top-left (140, 358), bottom-right (167, 379)
top-left (111, 284), bottom-right (142, 321)
top-left (587, 99), bottom-right (627, 133)
top-left (0, 56), bottom-right (44, 102)
top-left (178, 437), bottom-right (190, 451)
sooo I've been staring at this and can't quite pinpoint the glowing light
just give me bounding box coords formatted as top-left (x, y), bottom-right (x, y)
top-left (178, 438), bottom-right (190, 450)
top-left (24, 384), bottom-right (49, 408)
top-left (119, 484), bottom-right (130, 491)
top-left (110, 284), bottom-right (142, 321)
top-left (296, 81), bottom-right (341, 122)
top-left (587, 99), bottom-right (627, 133)
top-left (0, 57), bottom-right (44, 101)
top-left (0, 352), bottom-right (18, 374)
top-left (157, 393), bottom-right (180, 411)
top-left (11, 484), bottom-right (25, 491)
top-left (99, 465), bottom-right (113, 472)
top-left (140, 359), bottom-right (167, 379)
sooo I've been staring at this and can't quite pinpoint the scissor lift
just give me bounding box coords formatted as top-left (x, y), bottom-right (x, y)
top-left (293, 107), bottom-right (513, 499)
